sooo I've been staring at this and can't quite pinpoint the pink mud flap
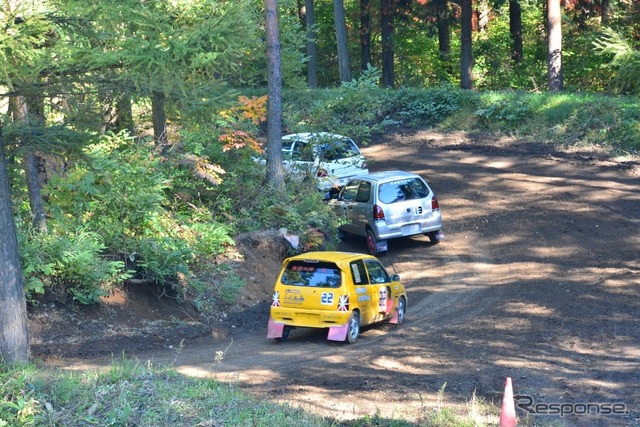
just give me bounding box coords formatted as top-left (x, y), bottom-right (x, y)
top-left (327, 322), bottom-right (349, 341)
top-left (267, 317), bottom-right (285, 339)
top-left (389, 307), bottom-right (399, 324)
top-left (385, 297), bottom-right (394, 315)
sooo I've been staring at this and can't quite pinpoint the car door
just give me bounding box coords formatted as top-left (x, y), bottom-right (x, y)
top-left (348, 259), bottom-right (373, 324)
top-left (349, 179), bottom-right (373, 237)
top-left (287, 140), bottom-right (315, 177)
top-left (333, 179), bottom-right (372, 236)
top-left (363, 259), bottom-right (392, 323)
top-left (334, 180), bottom-right (360, 233)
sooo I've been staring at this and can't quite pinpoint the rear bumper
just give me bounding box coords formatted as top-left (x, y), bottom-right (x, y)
top-left (269, 307), bottom-right (350, 329)
top-left (267, 316), bottom-right (351, 341)
top-left (374, 212), bottom-right (442, 240)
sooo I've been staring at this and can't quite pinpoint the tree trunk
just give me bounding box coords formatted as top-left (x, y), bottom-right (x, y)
top-left (509, 0), bottom-right (523, 62)
top-left (0, 126), bottom-right (30, 364)
top-left (265, 0), bottom-right (285, 190)
top-left (23, 152), bottom-right (47, 233)
top-left (304, 0), bottom-right (318, 88)
top-left (460, 0), bottom-right (474, 89)
top-left (547, 0), bottom-right (563, 91)
top-left (360, 0), bottom-right (372, 70)
top-left (434, 0), bottom-right (452, 77)
top-left (435, 0), bottom-right (450, 58)
top-left (333, 0), bottom-right (352, 83)
top-left (151, 91), bottom-right (168, 150)
top-left (12, 96), bottom-right (47, 233)
top-left (115, 93), bottom-right (135, 135)
top-left (601, 0), bottom-right (609, 25)
top-left (380, 0), bottom-right (395, 87)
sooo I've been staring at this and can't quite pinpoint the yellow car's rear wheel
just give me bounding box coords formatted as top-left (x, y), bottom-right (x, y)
top-left (346, 311), bottom-right (360, 344)
top-left (396, 296), bottom-right (406, 325)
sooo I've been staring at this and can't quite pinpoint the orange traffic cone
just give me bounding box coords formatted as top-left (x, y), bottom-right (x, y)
top-left (499, 377), bottom-right (517, 427)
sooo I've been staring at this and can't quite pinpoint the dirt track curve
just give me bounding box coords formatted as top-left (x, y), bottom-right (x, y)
top-left (42, 130), bottom-right (640, 426)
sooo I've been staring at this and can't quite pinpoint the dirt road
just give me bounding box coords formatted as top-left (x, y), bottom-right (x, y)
top-left (38, 130), bottom-right (640, 426)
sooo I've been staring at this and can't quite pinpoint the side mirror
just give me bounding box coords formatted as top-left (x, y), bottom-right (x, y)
top-left (391, 274), bottom-right (400, 282)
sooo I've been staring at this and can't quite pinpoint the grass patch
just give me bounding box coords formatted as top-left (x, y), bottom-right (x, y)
top-left (1, 360), bottom-right (505, 427)
top-left (280, 86), bottom-right (640, 156)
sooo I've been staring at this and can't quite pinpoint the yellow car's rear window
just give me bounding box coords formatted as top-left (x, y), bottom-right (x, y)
top-left (281, 260), bottom-right (342, 288)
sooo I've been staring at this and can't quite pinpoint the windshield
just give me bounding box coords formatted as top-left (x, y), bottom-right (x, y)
top-left (318, 139), bottom-right (360, 161)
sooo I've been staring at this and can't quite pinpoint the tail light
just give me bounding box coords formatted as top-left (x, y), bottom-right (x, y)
top-left (432, 195), bottom-right (440, 211)
top-left (373, 204), bottom-right (385, 220)
top-left (317, 168), bottom-right (328, 178)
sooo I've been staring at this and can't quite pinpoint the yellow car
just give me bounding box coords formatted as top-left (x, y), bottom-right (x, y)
top-left (267, 251), bottom-right (407, 343)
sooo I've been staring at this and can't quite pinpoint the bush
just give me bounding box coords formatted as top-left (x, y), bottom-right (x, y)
top-left (231, 176), bottom-right (341, 251)
top-left (36, 132), bottom-right (234, 302)
top-left (19, 226), bottom-right (130, 304)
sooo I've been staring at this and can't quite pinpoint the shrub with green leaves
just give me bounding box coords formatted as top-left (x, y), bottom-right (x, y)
top-left (226, 173), bottom-right (341, 252)
top-left (35, 132), bottom-right (234, 302)
top-left (475, 95), bottom-right (532, 130)
top-left (281, 83), bottom-right (469, 142)
top-left (18, 224), bottom-right (130, 304)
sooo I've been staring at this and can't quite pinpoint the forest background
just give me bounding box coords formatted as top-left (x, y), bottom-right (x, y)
top-left (0, 0), bottom-right (639, 362)
top-left (1, 0), bottom-right (639, 425)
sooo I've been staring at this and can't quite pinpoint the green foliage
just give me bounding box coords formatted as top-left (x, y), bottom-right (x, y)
top-left (281, 68), bottom-right (391, 139)
top-left (18, 226), bottom-right (130, 304)
top-left (391, 86), bottom-right (464, 127)
top-left (472, 4), bottom-right (548, 91)
top-left (177, 0), bottom-right (307, 89)
top-left (44, 133), bottom-right (170, 249)
top-left (34, 132), bottom-right (234, 302)
top-left (281, 85), bottom-right (471, 142)
top-left (279, 86), bottom-right (640, 155)
top-left (230, 175), bottom-right (341, 252)
top-left (462, 91), bottom-right (640, 153)
top-left (60, 0), bottom-right (262, 94)
top-left (0, 364), bottom-right (40, 425)
top-left (0, 361), bottom-right (331, 427)
top-left (393, 17), bottom-right (456, 87)
top-left (475, 93), bottom-right (532, 130)
top-left (0, 1), bottom-right (57, 87)
top-left (594, 27), bottom-right (640, 95)
top-left (187, 263), bottom-right (246, 316)
top-left (564, 31), bottom-right (614, 92)
top-left (130, 211), bottom-right (233, 295)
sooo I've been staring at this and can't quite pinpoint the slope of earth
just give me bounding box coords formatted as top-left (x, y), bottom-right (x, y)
top-left (33, 129), bottom-right (640, 427)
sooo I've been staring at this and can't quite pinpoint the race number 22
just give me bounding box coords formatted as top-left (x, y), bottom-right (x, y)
top-left (321, 292), bottom-right (334, 305)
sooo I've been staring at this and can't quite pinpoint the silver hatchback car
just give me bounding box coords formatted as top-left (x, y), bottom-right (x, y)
top-left (328, 170), bottom-right (444, 255)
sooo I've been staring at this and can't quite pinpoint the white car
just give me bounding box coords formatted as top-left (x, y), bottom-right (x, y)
top-left (328, 170), bottom-right (444, 255)
top-left (281, 133), bottom-right (369, 192)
